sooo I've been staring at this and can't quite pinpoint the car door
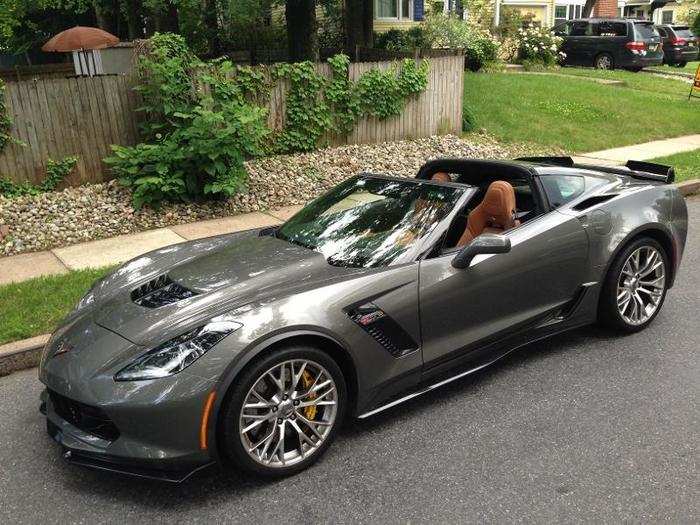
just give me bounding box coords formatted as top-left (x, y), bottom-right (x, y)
top-left (418, 193), bottom-right (589, 372)
top-left (562, 21), bottom-right (592, 65)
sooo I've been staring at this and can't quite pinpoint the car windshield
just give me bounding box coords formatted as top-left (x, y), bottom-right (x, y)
top-left (277, 176), bottom-right (465, 268)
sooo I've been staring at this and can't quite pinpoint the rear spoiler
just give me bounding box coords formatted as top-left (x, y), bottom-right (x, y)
top-left (516, 156), bottom-right (675, 184)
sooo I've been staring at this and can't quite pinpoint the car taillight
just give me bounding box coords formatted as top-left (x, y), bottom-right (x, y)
top-left (625, 41), bottom-right (646, 51)
top-left (670, 38), bottom-right (687, 46)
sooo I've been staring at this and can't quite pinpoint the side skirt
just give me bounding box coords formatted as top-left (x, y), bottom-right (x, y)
top-left (357, 319), bottom-right (591, 419)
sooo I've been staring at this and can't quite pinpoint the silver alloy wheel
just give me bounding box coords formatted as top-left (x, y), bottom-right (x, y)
top-left (239, 359), bottom-right (338, 468)
top-left (596, 55), bottom-right (612, 69)
top-left (616, 245), bottom-right (666, 325)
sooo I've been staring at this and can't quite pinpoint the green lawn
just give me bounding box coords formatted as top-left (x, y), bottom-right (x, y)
top-left (463, 69), bottom-right (698, 153)
top-left (647, 61), bottom-right (699, 75)
top-left (0, 267), bottom-right (113, 346)
top-left (649, 148), bottom-right (700, 182)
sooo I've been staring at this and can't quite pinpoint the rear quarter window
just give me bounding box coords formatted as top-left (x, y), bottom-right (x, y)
top-left (634, 23), bottom-right (659, 40)
top-left (540, 175), bottom-right (607, 209)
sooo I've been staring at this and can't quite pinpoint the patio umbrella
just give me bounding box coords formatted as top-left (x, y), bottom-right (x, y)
top-left (42, 26), bottom-right (119, 76)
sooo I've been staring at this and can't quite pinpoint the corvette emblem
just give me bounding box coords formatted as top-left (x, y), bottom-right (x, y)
top-left (54, 339), bottom-right (73, 357)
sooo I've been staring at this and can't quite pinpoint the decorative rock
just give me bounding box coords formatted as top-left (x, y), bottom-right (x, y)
top-left (0, 135), bottom-right (552, 257)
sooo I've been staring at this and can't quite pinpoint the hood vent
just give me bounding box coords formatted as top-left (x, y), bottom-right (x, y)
top-left (131, 274), bottom-right (197, 308)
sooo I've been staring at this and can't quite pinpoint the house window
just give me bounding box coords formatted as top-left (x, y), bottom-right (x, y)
top-left (555, 6), bottom-right (567, 19)
top-left (376, 0), bottom-right (413, 19)
top-left (661, 10), bottom-right (673, 23)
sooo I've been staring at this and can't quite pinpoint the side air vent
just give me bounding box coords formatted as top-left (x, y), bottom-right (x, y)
top-left (572, 194), bottom-right (617, 211)
top-left (131, 275), bottom-right (197, 308)
top-left (348, 303), bottom-right (418, 358)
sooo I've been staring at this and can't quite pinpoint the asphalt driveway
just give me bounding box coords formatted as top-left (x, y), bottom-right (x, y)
top-left (1, 199), bottom-right (698, 524)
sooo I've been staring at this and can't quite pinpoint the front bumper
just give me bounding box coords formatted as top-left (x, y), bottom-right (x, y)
top-left (41, 388), bottom-right (215, 483)
top-left (38, 314), bottom-right (223, 482)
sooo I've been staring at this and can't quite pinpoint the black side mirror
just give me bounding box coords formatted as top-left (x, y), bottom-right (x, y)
top-left (451, 234), bottom-right (511, 269)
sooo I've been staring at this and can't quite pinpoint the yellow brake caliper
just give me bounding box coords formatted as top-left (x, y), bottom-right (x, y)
top-left (301, 370), bottom-right (317, 420)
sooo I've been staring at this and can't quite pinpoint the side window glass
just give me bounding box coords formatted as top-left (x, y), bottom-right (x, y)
top-left (598, 22), bottom-right (627, 37)
top-left (569, 21), bottom-right (588, 36)
top-left (540, 175), bottom-right (586, 209)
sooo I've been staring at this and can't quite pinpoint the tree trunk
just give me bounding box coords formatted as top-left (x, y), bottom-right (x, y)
top-left (362, 0), bottom-right (373, 48)
top-left (286, 0), bottom-right (318, 62)
top-left (582, 0), bottom-right (597, 17)
top-left (202, 0), bottom-right (221, 55)
top-left (93, 1), bottom-right (115, 33)
top-left (344, 0), bottom-right (373, 58)
top-left (125, 0), bottom-right (143, 40)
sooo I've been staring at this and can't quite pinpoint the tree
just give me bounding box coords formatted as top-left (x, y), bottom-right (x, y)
top-left (285, 0), bottom-right (318, 61)
top-left (344, 0), bottom-right (372, 57)
top-left (582, 0), bottom-right (596, 18)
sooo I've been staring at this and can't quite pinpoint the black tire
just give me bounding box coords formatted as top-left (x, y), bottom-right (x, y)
top-left (674, 61), bottom-right (687, 68)
top-left (598, 236), bottom-right (670, 333)
top-left (594, 53), bottom-right (614, 70)
top-left (219, 345), bottom-right (347, 478)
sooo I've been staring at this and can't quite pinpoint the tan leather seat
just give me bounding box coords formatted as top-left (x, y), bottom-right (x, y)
top-left (431, 172), bottom-right (451, 183)
top-left (457, 180), bottom-right (519, 247)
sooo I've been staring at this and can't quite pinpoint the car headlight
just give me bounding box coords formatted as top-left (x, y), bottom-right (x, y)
top-left (114, 314), bottom-right (242, 381)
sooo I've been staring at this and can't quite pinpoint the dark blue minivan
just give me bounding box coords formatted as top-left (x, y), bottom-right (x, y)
top-left (553, 18), bottom-right (663, 71)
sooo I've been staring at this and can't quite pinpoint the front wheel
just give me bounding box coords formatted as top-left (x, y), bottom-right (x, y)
top-left (220, 346), bottom-right (347, 477)
top-left (674, 61), bottom-right (687, 68)
top-left (598, 237), bottom-right (669, 332)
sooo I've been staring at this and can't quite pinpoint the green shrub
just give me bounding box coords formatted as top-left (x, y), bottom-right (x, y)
top-left (106, 100), bottom-right (269, 209)
top-left (693, 11), bottom-right (700, 35)
top-left (422, 14), bottom-right (500, 71)
top-left (374, 27), bottom-right (428, 51)
top-left (106, 33), bottom-right (270, 208)
top-left (515, 25), bottom-right (565, 68)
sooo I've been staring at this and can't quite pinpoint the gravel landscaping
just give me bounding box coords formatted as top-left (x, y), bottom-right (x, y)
top-left (0, 134), bottom-right (549, 257)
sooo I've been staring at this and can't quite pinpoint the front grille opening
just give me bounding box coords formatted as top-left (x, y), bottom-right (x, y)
top-left (49, 390), bottom-right (120, 442)
top-left (131, 274), bottom-right (197, 308)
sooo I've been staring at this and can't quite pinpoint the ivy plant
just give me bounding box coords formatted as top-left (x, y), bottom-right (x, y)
top-left (274, 61), bottom-right (332, 153)
top-left (0, 156), bottom-right (78, 198)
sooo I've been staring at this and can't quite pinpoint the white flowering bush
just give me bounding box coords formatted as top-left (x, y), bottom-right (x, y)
top-left (515, 25), bottom-right (565, 67)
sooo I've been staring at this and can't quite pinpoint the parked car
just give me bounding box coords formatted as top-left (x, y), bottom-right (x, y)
top-left (554, 18), bottom-right (663, 70)
top-left (655, 24), bottom-right (699, 67)
top-left (39, 157), bottom-right (687, 481)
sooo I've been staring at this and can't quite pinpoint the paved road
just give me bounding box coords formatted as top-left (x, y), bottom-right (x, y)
top-left (1, 200), bottom-right (698, 524)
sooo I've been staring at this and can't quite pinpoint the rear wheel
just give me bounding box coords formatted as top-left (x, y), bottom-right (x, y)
top-left (220, 346), bottom-right (347, 477)
top-left (674, 61), bottom-right (687, 68)
top-left (595, 53), bottom-right (614, 70)
top-left (598, 237), bottom-right (669, 332)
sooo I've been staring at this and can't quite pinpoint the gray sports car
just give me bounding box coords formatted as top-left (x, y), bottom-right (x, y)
top-left (39, 156), bottom-right (687, 481)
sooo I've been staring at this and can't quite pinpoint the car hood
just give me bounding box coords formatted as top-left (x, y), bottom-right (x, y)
top-left (90, 230), bottom-right (359, 346)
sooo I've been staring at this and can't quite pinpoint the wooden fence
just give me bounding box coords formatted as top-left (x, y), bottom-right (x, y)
top-left (0, 54), bottom-right (463, 186)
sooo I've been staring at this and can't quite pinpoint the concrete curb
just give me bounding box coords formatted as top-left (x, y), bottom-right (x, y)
top-left (1, 180), bottom-right (699, 378)
top-left (0, 334), bottom-right (49, 377)
top-left (676, 179), bottom-right (700, 197)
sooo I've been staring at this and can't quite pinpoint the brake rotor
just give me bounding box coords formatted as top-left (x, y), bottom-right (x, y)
top-left (301, 369), bottom-right (317, 420)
